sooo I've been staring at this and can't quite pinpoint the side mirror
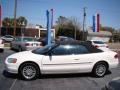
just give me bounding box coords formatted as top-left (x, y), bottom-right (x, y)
top-left (48, 51), bottom-right (53, 61)
top-left (48, 51), bottom-right (53, 56)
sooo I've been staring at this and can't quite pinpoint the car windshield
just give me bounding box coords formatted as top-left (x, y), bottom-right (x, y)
top-left (32, 44), bottom-right (57, 54)
top-left (93, 41), bottom-right (104, 44)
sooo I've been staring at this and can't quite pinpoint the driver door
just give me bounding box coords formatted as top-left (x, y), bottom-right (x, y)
top-left (41, 44), bottom-right (91, 74)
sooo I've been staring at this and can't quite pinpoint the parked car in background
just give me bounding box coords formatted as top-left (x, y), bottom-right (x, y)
top-left (37, 37), bottom-right (55, 46)
top-left (10, 37), bottom-right (42, 52)
top-left (0, 38), bottom-right (4, 53)
top-left (1, 35), bottom-right (14, 42)
top-left (56, 36), bottom-right (75, 42)
top-left (102, 77), bottom-right (120, 90)
top-left (5, 41), bottom-right (119, 80)
top-left (86, 40), bottom-right (109, 50)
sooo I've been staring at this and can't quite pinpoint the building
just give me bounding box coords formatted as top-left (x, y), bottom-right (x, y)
top-left (87, 30), bottom-right (112, 42)
top-left (1, 26), bottom-right (55, 39)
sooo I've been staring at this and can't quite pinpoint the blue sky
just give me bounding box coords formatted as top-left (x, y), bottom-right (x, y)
top-left (1, 0), bottom-right (120, 29)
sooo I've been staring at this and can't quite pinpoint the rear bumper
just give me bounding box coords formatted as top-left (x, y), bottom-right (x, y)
top-left (109, 61), bottom-right (119, 69)
top-left (0, 44), bottom-right (4, 48)
top-left (26, 46), bottom-right (42, 50)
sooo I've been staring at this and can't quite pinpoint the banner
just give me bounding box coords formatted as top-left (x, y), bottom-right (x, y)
top-left (51, 9), bottom-right (53, 28)
top-left (93, 15), bottom-right (96, 32)
top-left (46, 10), bottom-right (52, 45)
top-left (93, 13), bottom-right (100, 32)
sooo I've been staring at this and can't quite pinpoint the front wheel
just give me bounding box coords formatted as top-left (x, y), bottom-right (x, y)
top-left (19, 63), bottom-right (39, 80)
top-left (92, 62), bottom-right (108, 77)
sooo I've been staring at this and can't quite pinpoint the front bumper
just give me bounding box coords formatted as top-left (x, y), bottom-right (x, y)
top-left (5, 63), bottom-right (18, 74)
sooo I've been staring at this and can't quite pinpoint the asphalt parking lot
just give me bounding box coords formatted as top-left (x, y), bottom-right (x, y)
top-left (0, 47), bottom-right (120, 90)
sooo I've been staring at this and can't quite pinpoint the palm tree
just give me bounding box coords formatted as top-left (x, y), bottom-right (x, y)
top-left (17, 16), bottom-right (27, 27)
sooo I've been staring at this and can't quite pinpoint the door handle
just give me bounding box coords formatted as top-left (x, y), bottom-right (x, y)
top-left (74, 59), bottom-right (79, 60)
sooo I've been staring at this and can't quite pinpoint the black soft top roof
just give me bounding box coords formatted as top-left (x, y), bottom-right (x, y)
top-left (55, 41), bottom-right (103, 53)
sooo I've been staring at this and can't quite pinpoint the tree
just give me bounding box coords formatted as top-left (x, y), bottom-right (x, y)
top-left (55, 16), bottom-right (82, 40)
top-left (69, 17), bottom-right (82, 39)
top-left (100, 25), bottom-right (115, 33)
top-left (56, 16), bottom-right (68, 27)
top-left (2, 17), bottom-right (12, 27)
top-left (100, 25), bottom-right (120, 42)
top-left (2, 16), bottom-right (27, 27)
top-left (17, 16), bottom-right (27, 27)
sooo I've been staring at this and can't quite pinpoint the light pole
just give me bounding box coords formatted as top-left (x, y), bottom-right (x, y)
top-left (21, 22), bottom-right (25, 42)
top-left (21, 22), bottom-right (25, 36)
top-left (14, 0), bottom-right (17, 36)
top-left (0, 1), bottom-right (2, 36)
top-left (82, 7), bottom-right (87, 41)
top-left (74, 24), bottom-right (76, 40)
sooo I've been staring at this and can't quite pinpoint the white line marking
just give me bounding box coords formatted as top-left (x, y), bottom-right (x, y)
top-left (10, 79), bottom-right (17, 90)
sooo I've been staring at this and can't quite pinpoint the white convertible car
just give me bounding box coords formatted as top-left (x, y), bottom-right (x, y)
top-left (5, 42), bottom-right (119, 80)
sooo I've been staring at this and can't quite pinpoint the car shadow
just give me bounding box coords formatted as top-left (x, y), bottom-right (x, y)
top-left (3, 70), bottom-right (19, 79)
top-left (3, 70), bottom-right (93, 80)
top-left (39, 73), bottom-right (94, 80)
top-left (3, 70), bottom-right (112, 80)
top-left (106, 70), bottom-right (112, 75)
top-left (38, 71), bottom-right (112, 80)
top-left (10, 48), bottom-right (19, 52)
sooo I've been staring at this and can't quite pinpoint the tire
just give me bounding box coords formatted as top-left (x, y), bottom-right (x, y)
top-left (92, 62), bottom-right (108, 77)
top-left (18, 46), bottom-right (22, 52)
top-left (10, 43), bottom-right (13, 50)
top-left (0, 48), bottom-right (4, 53)
top-left (19, 63), bottom-right (40, 80)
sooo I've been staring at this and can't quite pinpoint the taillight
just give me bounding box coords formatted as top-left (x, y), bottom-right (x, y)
top-left (114, 54), bottom-right (118, 59)
top-left (1, 41), bottom-right (3, 44)
top-left (40, 43), bottom-right (42, 46)
top-left (25, 43), bottom-right (29, 46)
top-left (95, 45), bottom-right (99, 48)
top-left (1, 40), bottom-right (4, 44)
top-left (106, 46), bottom-right (108, 48)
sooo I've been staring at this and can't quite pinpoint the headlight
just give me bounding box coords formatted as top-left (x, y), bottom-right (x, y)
top-left (7, 58), bottom-right (17, 63)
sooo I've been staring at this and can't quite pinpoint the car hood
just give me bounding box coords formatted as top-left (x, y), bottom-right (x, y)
top-left (6, 51), bottom-right (44, 61)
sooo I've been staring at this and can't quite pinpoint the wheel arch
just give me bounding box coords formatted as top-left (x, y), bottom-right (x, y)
top-left (18, 61), bottom-right (41, 74)
top-left (93, 61), bottom-right (109, 71)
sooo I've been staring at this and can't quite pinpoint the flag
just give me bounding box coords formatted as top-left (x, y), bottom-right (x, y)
top-left (93, 15), bottom-right (96, 32)
top-left (97, 14), bottom-right (100, 32)
top-left (92, 13), bottom-right (100, 32)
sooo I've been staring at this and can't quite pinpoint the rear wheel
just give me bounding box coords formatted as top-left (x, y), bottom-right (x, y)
top-left (18, 46), bottom-right (22, 52)
top-left (93, 62), bottom-right (108, 77)
top-left (0, 48), bottom-right (4, 53)
top-left (19, 63), bottom-right (40, 80)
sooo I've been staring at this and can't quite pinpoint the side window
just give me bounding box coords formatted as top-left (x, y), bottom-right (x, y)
top-left (86, 41), bottom-right (92, 45)
top-left (52, 45), bottom-right (90, 55)
top-left (6, 36), bottom-right (10, 38)
top-left (74, 45), bottom-right (90, 54)
top-left (52, 45), bottom-right (67, 55)
top-left (52, 45), bottom-right (74, 55)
